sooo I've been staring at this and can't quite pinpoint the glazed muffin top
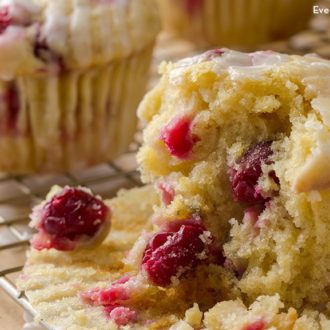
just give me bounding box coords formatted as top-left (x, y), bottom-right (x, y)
top-left (0, 0), bottom-right (160, 78)
top-left (138, 49), bottom-right (330, 193)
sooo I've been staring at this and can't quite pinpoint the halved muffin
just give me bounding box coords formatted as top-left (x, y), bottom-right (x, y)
top-left (137, 49), bottom-right (330, 309)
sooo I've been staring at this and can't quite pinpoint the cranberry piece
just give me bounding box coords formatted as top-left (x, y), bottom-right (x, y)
top-left (243, 319), bottom-right (266, 330)
top-left (31, 187), bottom-right (110, 251)
top-left (40, 187), bottom-right (108, 239)
top-left (0, 6), bottom-right (11, 33)
top-left (158, 182), bottom-right (175, 206)
top-left (81, 276), bottom-right (138, 326)
top-left (185, 0), bottom-right (203, 16)
top-left (96, 277), bottom-right (130, 305)
top-left (142, 221), bottom-right (211, 287)
top-left (81, 276), bottom-right (133, 307)
top-left (161, 116), bottom-right (198, 159)
top-left (229, 141), bottom-right (278, 205)
top-left (106, 306), bottom-right (137, 326)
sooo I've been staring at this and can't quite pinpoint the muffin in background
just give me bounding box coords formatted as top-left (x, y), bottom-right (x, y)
top-left (0, 0), bottom-right (160, 173)
top-left (158, 0), bottom-right (314, 48)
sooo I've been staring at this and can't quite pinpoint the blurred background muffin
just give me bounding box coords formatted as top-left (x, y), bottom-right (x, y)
top-left (0, 0), bottom-right (160, 173)
top-left (158, 0), bottom-right (315, 48)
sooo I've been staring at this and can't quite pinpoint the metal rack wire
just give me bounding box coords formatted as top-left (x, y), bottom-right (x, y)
top-left (0, 13), bottom-right (329, 328)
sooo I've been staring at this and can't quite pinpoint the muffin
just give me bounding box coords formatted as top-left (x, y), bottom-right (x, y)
top-left (18, 49), bottom-right (330, 328)
top-left (0, 0), bottom-right (160, 173)
top-left (18, 185), bottom-right (330, 329)
top-left (137, 49), bottom-right (330, 309)
top-left (158, 0), bottom-right (314, 47)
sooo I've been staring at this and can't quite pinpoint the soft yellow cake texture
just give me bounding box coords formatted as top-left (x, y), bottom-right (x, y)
top-left (19, 185), bottom-right (241, 329)
top-left (202, 295), bottom-right (330, 330)
top-left (137, 49), bottom-right (330, 310)
top-left (19, 49), bottom-right (330, 329)
top-left (18, 186), bottom-right (169, 329)
top-left (19, 185), bottom-right (330, 329)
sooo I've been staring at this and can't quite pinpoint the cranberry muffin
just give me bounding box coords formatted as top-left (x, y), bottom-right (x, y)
top-left (0, 0), bottom-right (160, 173)
top-left (158, 0), bottom-right (314, 47)
top-left (137, 49), bottom-right (330, 309)
top-left (18, 50), bottom-right (330, 328)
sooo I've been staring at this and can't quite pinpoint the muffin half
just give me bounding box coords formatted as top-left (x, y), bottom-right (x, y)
top-left (0, 0), bottom-right (160, 173)
top-left (137, 49), bottom-right (330, 309)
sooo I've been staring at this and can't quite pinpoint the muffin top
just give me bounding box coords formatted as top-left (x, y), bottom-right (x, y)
top-left (0, 0), bottom-right (160, 79)
top-left (138, 49), bottom-right (330, 191)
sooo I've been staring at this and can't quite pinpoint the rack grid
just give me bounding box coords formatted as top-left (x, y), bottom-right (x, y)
top-left (0, 12), bottom-right (329, 328)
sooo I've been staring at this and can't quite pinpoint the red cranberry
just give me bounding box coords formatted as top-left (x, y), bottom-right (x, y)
top-left (81, 276), bottom-right (138, 326)
top-left (229, 141), bottom-right (278, 205)
top-left (32, 187), bottom-right (110, 251)
top-left (81, 276), bottom-right (132, 306)
top-left (158, 182), bottom-right (175, 206)
top-left (243, 319), bottom-right (266, 330)
top-left (0, 6), bottom-right (11, 33)
top-left (185, 0), bottom-right (203, 16)
top-left (142, 220), bottom-right (212, 287)
top-left (40, 187), bottom-right (108, 238)
top-left (106, 306), bottom-right (137, 326)
top-left (161, 116), bottom-right (198, 159)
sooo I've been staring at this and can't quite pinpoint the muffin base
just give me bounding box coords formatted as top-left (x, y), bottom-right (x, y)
top-left (0, 43), bottom-right (154, 173)
top-left (17, 185), bottom-right (330, 329)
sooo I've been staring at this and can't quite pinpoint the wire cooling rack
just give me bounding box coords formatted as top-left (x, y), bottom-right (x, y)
top-left (1, 10), bottom-right (330, 328)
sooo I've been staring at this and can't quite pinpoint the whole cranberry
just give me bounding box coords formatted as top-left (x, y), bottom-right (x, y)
top-left (142, 220), bottom-right (212, 286)
top-left (40, 187), bottom-right (108, 238)
top-left (161, 116), bottom-right (199, 159)
top-left (229, 141), bottom-right (278, 205)
top-left (31, 187), bottom-right (110, 251)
